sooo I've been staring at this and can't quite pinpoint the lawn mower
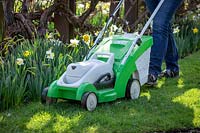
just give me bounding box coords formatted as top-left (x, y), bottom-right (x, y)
top-left (41, 0), bottom-right (165, 111)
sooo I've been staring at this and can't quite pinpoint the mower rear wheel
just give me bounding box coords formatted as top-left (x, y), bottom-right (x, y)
top-left (41, 87), bottom-right (49, 104)
top-left (81, 92), bottom-right (97, 111)
top-left (126, 79), bottom-right (141, 100)
top-left (46, 97), bottom-right (57, 105)
top-left (41, 87), bottom-right (57, 105)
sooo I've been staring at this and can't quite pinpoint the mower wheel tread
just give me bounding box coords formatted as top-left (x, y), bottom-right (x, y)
top-left (41, 87), bottom-right (49, 104)
top-left (126, 79), bottom-right (141, 100)
top-left (81, 92), bottom-right (97, 111)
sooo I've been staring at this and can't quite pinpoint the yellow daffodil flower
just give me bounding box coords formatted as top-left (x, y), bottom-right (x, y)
top-left (193, 27), bottom-right (199, 34)
top-left (23, 51), bottom-right (31, 57)
top-left (83, 34), bottom-right (90, 43)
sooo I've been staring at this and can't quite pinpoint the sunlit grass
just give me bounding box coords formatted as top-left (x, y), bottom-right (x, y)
top-left (193, 108), bottom-right (200, 127)
top-left (173, 88), bottom-right (200, 126)
top-left (140, 91), bottom-right (151, 101)
top-left (157, 78), bottom-right (166, 88)
top-left (26, 112), bottom-right (52, 130)
top-left (173, 88), bottom-right (200, 108)
top-left (85, 125), bottom-right (99, 132)
top-left (53, 114), bottom-right (81, 132)
top-left (177, 77), bottom-right (185, 89)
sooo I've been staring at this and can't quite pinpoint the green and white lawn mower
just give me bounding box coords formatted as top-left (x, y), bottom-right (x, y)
top-left (41, 0), bottom-right (165, 111)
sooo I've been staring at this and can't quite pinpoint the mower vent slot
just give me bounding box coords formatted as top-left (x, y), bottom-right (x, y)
top-left (97, 55), bottom-right (109, 62)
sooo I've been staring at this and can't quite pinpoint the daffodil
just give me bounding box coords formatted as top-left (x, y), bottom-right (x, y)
top-left (83, 34), bottom-right (90, 44)
top-left (77, 3), bottom-right (84, 8)
top-left (95, 31), bottom-right (99, 36)
top-left (192, 15), bottom-right (197, 21)
top-left (45, 32), bottom-right (54, 39)
top-left (173, 27), bottom-right (180, 34)
top-left (193, 27), bottom-right (199, 34)
top-left (50, 39), bottom-right (62, 46)
top-left (69, 39), bottom-right (79, 48)
top-left (16, 58), bottom-right (24, 65)
top-left (23, 50), bottom-right (31, 57)
top-left (86, 3), bottom-right (90, 9)
top-left (111, 24), bottom-right (118, 33)
top-left (46, 49), bottom-right (55, 59)
top-left (184, 2), bottom-right (189, 6)
top-left (96, 3), bottom-right (101, 10)
top-left (118, 27), bottom-right (124, 33)
top-left (102, 9), bottom-right (108, 15)
top-left (41, 0), bottom-right (47, 5)
top-left (102, 3), bottom-right (110, 10)
top-left (184, 2), bottom-right (189, 10)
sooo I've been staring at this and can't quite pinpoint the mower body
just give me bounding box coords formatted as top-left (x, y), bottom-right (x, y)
top-left (46, 33), bottom-right (153, 104)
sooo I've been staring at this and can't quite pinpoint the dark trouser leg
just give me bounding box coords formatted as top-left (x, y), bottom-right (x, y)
top-left (165, 25), bottom-right (179, 72)
top-left (145, 0), bottom-right (183, 77)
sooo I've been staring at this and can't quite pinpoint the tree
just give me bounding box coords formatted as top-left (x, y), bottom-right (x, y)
top-left (2, 0), bottom-right (34, 39)
top-left (1, 0), bottom-right (100, 41)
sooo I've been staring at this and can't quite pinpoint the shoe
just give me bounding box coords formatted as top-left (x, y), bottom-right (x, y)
top-left (159, 69), bottom-right (179, 78)
top-left (146, 74), bottom-right (157, 86)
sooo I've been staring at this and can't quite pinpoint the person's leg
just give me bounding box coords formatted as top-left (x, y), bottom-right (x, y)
top-left (145, 0), bottom-right (159, 14)
top-left (148, 0), bottom-right (183, 77)
top-left (163, 25), bottom-right (179, 76)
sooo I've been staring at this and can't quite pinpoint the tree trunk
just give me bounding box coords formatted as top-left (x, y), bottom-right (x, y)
top-left (69, 0), bottom-right (75, 40)
top-left (0, 0), bottom-right (4, 41)
top-left (109, 0), bottom-right (119, 18)
top-left (2, 0), bottom-right (14, 26)
top-left (54, 0), bottom-right (76, 43)
top-left (124, 0), bottom-right (138, 28)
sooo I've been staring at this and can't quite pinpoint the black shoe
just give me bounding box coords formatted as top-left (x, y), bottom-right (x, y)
top-left (146, 74), bottom-right (157, 86)
top-left (159, 69), bottom-right (179, 78)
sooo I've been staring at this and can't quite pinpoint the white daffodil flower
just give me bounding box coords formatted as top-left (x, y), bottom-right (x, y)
top-left (69, 39), bottom-right (80, 47)
top-left (46, 49), bottom-right (55, 59)
top-left (16, 58), bottom-right (24, 65)
top-left (111, 24), bottom-right (119, 32)
top-left (77, 3), bottom-right (84, 8)
top-left (173, 27), bottom-right (180, 34)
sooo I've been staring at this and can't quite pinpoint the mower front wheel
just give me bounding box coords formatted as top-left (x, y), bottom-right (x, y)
top-left (81, 92), bottom-right (97, 111)
top-left (126, 79), bottom-right (141, 100)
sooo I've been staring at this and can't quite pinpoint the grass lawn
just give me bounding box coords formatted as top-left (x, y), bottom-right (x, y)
top-left (0, 51), bottom-right (200, 133)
